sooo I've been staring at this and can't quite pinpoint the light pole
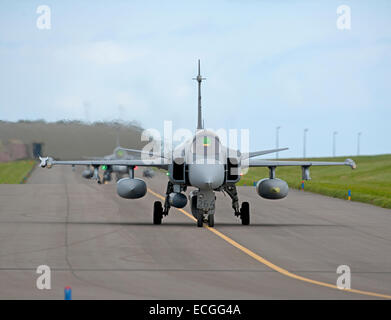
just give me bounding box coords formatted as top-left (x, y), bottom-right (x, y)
top-left (276, 126), bottom-right (281, 159)
top-left (303, 128), bottom-right (308, 159)
top-left (357, 132), bottom-right (362, 156)
top-left (333, 131), bottom-right (338, 157)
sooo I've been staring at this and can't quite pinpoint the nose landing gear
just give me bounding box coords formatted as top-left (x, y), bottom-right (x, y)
top-left (197, 213), bottom-right (204, 227)
top-left (195, 212), bottom-right (215, 228)
top-left (190, 190), bottom-right (216, 228)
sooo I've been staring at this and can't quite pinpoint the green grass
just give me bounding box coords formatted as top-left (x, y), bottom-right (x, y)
top-left (238, 154), bottom-right (391, 209)
top-left (0, 160), bottom-right (36, 184)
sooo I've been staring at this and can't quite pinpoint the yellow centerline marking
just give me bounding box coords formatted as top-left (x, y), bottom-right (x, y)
top-left (147, 188), bottom-right (391, 299)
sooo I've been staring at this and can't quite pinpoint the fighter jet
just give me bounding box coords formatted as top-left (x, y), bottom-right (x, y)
top-left (82, 143), bottom-right (155, 184)
top-left (81, 146), bottom-right (135, 183)
top-left (39, 60), bottom-right (356, 227)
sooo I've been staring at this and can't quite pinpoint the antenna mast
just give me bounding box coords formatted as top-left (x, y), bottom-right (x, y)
top-left (193, 59), bottom-right (206, 130)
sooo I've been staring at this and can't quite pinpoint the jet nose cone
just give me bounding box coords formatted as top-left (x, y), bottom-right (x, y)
top-left (188, 164), bottom-right (225, 190)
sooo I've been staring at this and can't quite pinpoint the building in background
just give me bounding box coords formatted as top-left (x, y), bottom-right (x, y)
top-left (0, 139), bottom-right (28, 162)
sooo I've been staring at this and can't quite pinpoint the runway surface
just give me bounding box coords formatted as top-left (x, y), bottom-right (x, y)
top-left (0, 165), bottom-right (390, 299)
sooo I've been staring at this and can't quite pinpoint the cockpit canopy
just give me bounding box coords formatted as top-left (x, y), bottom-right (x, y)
top-left (190, 130), bottom-right (224, 163)
top-left (115, 148), bottom-right (125, 158)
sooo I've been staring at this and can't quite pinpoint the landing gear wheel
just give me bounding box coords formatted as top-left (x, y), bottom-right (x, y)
top-left (153, 201), bottom-right (163, 225)
top-left (103, 174), bottom-right (111, 184)
top-left (208, 214), bottom-right (214, 227)
top-left (240, 202), bottom-right (250, 225)
top-left (197, 213), bottom-right (204, 228)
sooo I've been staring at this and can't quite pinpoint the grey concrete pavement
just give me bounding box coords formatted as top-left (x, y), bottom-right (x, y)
top-left (0, 166), bottom-right (389, 299)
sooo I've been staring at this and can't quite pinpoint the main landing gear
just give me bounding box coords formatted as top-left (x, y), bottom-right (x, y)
top-left (153, 199), bottom-right (170, 225)
top-left (153, 201), bottom-right (163, 225)
top-left (224, 184), bottom-right (250, 225)
top-left (240, 201), bottom-right (250, 225)
top-left (153, 181), bottom-right (173, 225)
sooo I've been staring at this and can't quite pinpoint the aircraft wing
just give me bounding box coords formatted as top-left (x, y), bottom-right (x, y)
top-left (81, 156), bottom-right (110, 160)
top-left (241, 148), bottom-right (289, 160)
top-left (118, 147), bottom-right (167, 159)
top-left (39, 157), bottom-right (168, 169)
top-left (248, 158), bottom-right (356, 169)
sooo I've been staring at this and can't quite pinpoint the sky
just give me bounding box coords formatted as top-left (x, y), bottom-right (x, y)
top-left (0, 0), bottom-right (390, 157)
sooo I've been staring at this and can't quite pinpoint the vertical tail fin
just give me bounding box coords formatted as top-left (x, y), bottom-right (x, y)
top-left (116, 128), bottom-right (120, 147)
top-left (193, 59), bottom-right (206, 130)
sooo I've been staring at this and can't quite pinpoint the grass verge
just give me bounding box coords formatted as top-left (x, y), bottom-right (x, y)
top-left (238, 154), bottom-right (391, 209)
top-left (0, 160), bottom-right (36, 184)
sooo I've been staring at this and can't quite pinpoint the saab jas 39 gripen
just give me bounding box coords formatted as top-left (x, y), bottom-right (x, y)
top-left (81, 142), bottom-right (155, 184)
top-left (39, 61), bottom-right (356, 227)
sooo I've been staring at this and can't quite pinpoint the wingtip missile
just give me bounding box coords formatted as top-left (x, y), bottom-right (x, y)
top-left (345, 158), bottom-right (357, 169)
top-left (39, 156), bottom-right (53, 168)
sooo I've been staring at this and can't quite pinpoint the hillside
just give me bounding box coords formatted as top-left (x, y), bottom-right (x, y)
top-left (0, 120), bottom-right (146, 160)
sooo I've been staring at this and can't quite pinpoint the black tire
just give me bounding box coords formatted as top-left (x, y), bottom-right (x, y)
top-left (208, 214), bottom-right (214, 227)
top-left (240, 202), bottom-right (250, 225)
top-left (191, 196), bottom-right (197, 216)
top-left (153, 201), bottom-right (163, 225)
top-left (197, 213), bottom-right (203, 227)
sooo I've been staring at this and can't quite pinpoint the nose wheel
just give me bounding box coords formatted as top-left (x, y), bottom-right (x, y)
top-left (240, 202), bottom-right (250, 225)
top-left (196, 212), bottom-right (214, 227)
top-left (153, 201), bottom-right (163, 225)
top-left (208, 214), bottom-right (214, 227)
top-left (197, 213), bottom-right (204, 227)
